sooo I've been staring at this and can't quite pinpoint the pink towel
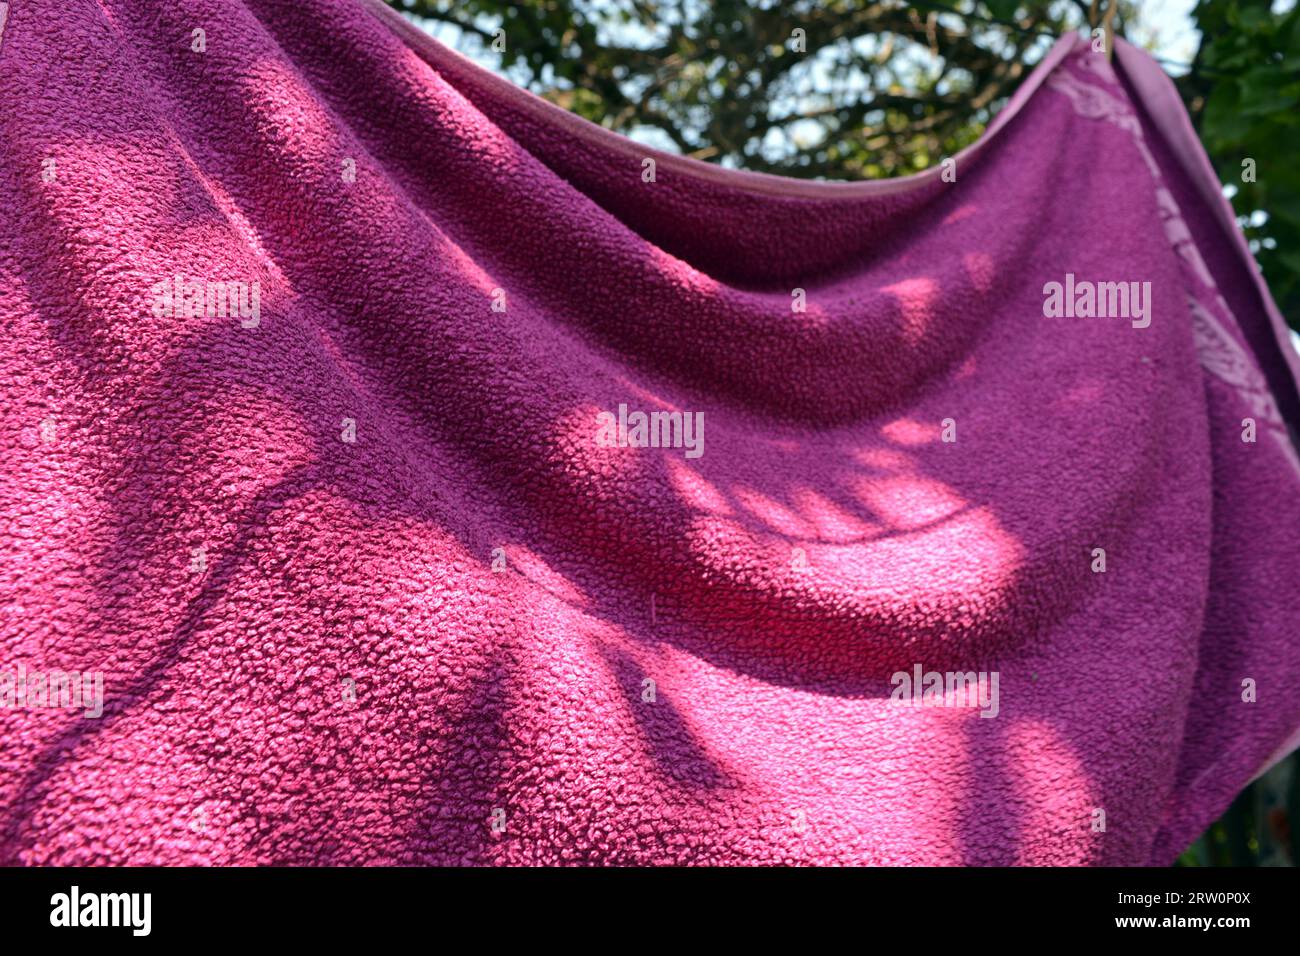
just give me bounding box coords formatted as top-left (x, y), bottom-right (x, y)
top-left (2, 0), bottom-right (1299, 866)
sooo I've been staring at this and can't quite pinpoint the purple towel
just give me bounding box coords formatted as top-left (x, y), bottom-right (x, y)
top-left (1, 0), bottom-right (1298, 865)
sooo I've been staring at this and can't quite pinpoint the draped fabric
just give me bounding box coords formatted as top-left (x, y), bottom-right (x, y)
top-left (2, 0), bottom-right (1299, 865)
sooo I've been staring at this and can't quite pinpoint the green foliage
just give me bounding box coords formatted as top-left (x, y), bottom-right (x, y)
top-left (1180, 0), bottom-right (1300, 329)
top-left (387, 1), bottom-right (1090, 178)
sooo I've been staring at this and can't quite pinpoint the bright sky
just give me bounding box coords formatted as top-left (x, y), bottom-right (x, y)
top-left (1127, 0), bottom-right (1200, 73)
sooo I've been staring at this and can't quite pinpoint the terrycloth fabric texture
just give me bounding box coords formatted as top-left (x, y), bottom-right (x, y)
top-left (1, 0), bottom-right (1298, 866)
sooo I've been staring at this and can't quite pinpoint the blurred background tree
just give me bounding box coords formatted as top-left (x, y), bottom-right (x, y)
top-left (387, 0), bottom-right (1300, 864)
top-left (1180, 1), bottom-right (1300, 338)
top-left (388, 0), bottom-right (1087, 177)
